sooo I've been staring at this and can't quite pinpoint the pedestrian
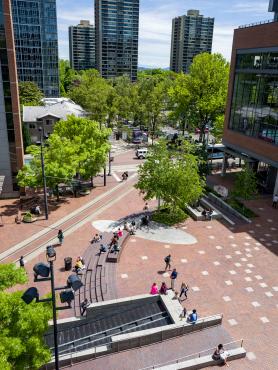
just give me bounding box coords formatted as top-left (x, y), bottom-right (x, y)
top-left (143, 202), bottom-right (149, 212)
top-left (170, 268), bottom-right (178, 290)
top-left (19, 256), bottom-right (25, 268)
top-left (181, 307), bottom-right (187, 319)
top-left (80, 298), bottom-right (90, 316)
top-left (58, 229), bottom-right (64, 245)
top-left (164, 254), bottom-right (171, 271)
top-left (212, 344), bottom-right (230, 367)
top-left (179, 282), bottom-right (189, 299)
top-left (159, 282), bottom-right (168, 295)
top-left (187, 309), bottom-right (198, 324)
top-left (272, 194), bottom-right (278, 208)
top-left (117, 227), bottom-right (123, 238)
top-left (150, 283), bottom-right (159, 295)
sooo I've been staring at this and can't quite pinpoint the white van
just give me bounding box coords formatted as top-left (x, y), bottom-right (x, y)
top-left (136, 148), bottom-right (148, 159)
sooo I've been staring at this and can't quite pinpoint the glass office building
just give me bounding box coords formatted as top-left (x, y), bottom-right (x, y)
top-left (170, 10), bottom-right (214, 73)
top-left (0, 0), bottom-right (24, 197)
top-left (69, 20), bottom-right (96, 71)
top-left (11, 0), bottom-right (59, 97)
top-left (229, 49), bottom-right (278, 146)
top-left (95, 0), bottom-right (139, 81)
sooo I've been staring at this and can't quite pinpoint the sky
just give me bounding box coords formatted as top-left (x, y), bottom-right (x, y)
top-left (57, 0), bottom-right (271, 68)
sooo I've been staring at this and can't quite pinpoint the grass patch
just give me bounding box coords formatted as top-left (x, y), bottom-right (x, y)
top-left (227, 198), bottom-right (257, 218)
top-left (152, 207), bottom-right (188, 226)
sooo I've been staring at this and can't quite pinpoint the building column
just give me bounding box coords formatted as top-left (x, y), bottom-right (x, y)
top-left (274, 169), bottom-right (278, 196)
top-left (221, 153), bottom-right (228, 177)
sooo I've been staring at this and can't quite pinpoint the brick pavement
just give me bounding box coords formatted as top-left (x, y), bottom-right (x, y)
top-left (2, 148), bottom-right (277, 369)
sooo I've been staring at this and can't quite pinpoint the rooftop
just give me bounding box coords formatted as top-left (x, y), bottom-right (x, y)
top-left (23, 99), bottom-right (87, 122)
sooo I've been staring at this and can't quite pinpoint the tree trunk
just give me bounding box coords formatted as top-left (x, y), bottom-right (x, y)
top-left (55, 184), bottom-right (59, 202)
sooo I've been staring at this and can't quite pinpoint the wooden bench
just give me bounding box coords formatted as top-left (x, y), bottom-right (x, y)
top-left (106, 231), bottom-right (129, 263)
top-left (155, 347), bottom-right (246, 370)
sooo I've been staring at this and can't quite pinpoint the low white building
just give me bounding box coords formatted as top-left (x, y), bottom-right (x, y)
top-left (23, 98), bottom-right (87, 143)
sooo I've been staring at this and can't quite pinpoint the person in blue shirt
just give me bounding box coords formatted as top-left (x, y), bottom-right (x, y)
top-left (188, 309), bottom-right (198, 323)
top-left (170, 268), bottom-right (178, 290)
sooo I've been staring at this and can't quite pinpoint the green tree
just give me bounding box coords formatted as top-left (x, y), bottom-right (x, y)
top-left (0, 263), bottom-right (52, 369)
top-left (19, 81), bottom-right (44, 106)
top-left (112, 75), bottom-right (139, 127)
top-left (168, 73), bottom-right (191, 135)
top-left (0, 263), bottom-right (27, 291)
top-left (135, 140), bottom-right (205, 211)
top-left (68, 69), bottom-right (113, 127)
top-left (59, 59), bottom-right (79, 96)
top-left (186, 53), bottom-right (229, 142)
top-left (53, 115), bottom-right (111, 180)
top-left (232, 166), bottom-right (258, 200)
top-left (17, 116), bottom-right (111, 198)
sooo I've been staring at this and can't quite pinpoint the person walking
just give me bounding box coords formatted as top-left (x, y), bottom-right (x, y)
top-left (164, 254), bottom-right (171, 271)
top-left (179, 282), bottom-right (189, 299)
top-left (80, 298), bottom-right (90, 316)
top-left (272, 194), bottom-right (278, 208)
top-left (170, 268), bottom-right (178, 290)
top-left (58, 229), bottom-right (64, 245)
top-left (19, 256), bottom-right (25, 268)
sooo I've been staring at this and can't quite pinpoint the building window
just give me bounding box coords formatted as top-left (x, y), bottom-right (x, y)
top-left (229, 52), bottom-right (278, 146)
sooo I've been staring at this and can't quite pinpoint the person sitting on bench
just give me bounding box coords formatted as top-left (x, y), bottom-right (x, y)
top-left (110, 234), bottom-right (118, 247)
top-left (99, 244), bottom-right (107, 253)
top-left (75, 256), bottom-right (85, 273)
top-left (91, 233), bottom-right (102, 244)
top-left (187, 309), bottom-right (198, 324)
top-left (212, 344), bottom-right (230, 367)
top-left (112, 241), bottom-right (120, 253)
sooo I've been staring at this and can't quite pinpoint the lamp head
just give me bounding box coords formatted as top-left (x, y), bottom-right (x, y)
top-left (46, 245), bottom-right (56, 261)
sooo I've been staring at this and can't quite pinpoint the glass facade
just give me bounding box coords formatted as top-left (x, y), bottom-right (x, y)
top-left (95, 0), bottom-right (139, 81)
top-left (11, 0), bottom-right (59, 97)
top-left (229, 49), bottom-right (278, 146)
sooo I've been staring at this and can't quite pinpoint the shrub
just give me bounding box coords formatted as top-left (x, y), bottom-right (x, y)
top-left (152, 207), bottom-right (188, 226)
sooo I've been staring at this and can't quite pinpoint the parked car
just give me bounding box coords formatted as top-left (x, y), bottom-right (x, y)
top-left (136, 148), bottom-right (148, 159)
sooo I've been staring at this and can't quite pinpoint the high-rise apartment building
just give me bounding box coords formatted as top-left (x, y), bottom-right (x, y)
top-left (69, 20), bottom-right (96, 71)
top-left (223, 2), bottom-right (278, 196)
top-left (95, 0), bottom-right (139, 81)
top-left (0, 0), bottom-right (24, 197)
top-left (170, 10), bottom-right (214, 73)
top-left (11, 0), bottom-right (59, 97)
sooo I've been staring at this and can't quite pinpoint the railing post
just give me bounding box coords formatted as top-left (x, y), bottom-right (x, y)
top-left (241, 339), bottom-right (244, 347)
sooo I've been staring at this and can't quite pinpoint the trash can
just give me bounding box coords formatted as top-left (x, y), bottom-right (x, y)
top-left (64, 257), bottom-right (72, 271)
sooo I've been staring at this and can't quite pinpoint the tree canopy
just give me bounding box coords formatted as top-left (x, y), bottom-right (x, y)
top-left (59, 59), bottom-right (80, 96)
top-left (17, 116), bottom-right (111, 192)
top-left (19, 81), bottom-right (44, 106)
top-left (135, 140), bottom-right (205, 210)
top-left (0, 264), bottom-right (52, 369)
top-left (68, 69), bottom-right (114, 127)
top-left (232, 166), bottom-right (258, 200)
top-left (187, 53), bottom-right (229, 142)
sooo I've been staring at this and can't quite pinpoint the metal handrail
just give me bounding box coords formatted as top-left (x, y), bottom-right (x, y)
top-left (45, 299), bottom-right (162, 338)
top-left (238, 19), bottom-right (274, 29)
top-left (57, 315), bottom-right (168, 355)
top-left (50, 310), bottom-right (168, 351)
top-left (139, 339), bottom-right (244, 370)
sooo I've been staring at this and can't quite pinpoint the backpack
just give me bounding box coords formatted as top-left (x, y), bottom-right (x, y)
top-left (164, 256), bottom-right (170, 263)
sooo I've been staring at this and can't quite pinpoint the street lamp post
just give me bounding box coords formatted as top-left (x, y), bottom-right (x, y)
top-left (108, 150), bottom-right (112, 176)
top-left (39, 127), bottom-right (49, 220)
top-left (46, 246), bottom-right (59, 370)
top-left (21, 246), bottom-right (83, 370)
